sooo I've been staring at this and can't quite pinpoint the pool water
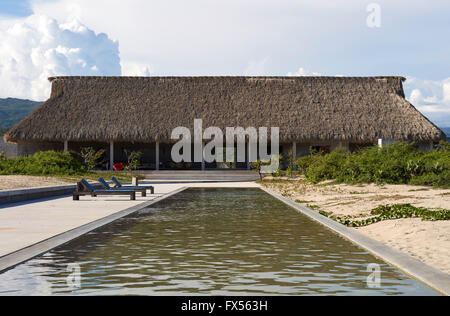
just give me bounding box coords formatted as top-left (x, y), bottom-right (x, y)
top-left (0, 188), bottom-right (437, 295)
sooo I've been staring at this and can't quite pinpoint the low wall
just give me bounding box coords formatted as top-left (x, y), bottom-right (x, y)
top-left (0, 183), bottom-right (103, 206)
top-left (0, 138), bottom-right (18, 158)
top-left (17, 141), bottom-right (64, 157)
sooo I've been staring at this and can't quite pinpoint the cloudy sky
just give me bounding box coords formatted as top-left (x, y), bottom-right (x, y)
top-left (0, 0), bottom-right (449, 127)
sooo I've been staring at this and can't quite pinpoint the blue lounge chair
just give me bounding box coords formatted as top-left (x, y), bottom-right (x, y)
top-left (98, 177), bottom-right (147, 197)
top-left (73, 179), bottom-right (136, 201)
top-left (111, 176), bottom-right (155, 194)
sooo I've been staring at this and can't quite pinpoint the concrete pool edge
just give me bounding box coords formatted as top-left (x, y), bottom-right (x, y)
top-left (262, 187), bottom-right (450, 296)
top-left (0, 186), bottom-right (188, 274)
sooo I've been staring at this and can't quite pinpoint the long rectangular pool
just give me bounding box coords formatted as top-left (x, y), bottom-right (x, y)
top-left (0, 188), bottom-right (437, 295)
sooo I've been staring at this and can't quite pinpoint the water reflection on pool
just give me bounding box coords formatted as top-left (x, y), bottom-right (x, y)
top-left (0, 188), bottom-right (437, 295)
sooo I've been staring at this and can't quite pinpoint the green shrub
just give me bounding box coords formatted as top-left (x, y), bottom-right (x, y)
top-left (0, 151), bottom-right (85, 176)
top-left (294, 141), bottom-right (450, 187)
top-left (80, 147), bottom-right (106, 171)
top-left (320, 204), bottom-right (450, 227)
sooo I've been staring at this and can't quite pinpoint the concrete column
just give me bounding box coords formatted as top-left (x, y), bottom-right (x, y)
top-left (63, 141), bottom-right (68, 152)
top-left (247, 142), bottom-right (251, 170)
top-left (292, 142), bottom-right (297, 160)
top-left (110, 141), bottom-right (114, 170)
top-left (155, 142), bottom-right (160, 171)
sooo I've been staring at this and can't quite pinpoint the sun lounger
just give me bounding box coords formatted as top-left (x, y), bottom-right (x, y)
top-left (111, 176), bottom-right (155, 194)
top-left (73, 179), bottom-right (136, 201)
top-left (98, 177), bottom-right (147, 197)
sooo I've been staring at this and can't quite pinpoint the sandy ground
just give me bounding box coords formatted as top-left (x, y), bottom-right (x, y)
top-left (0, 175), bottom-right (72, 190)
top-left (263, 177), bottom-right (450, 275)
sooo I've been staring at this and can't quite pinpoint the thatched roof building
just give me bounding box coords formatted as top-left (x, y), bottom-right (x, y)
top-left (4, 76), bottom-right (445, 170)
top-left (5, 76), bottom-right (445, 144)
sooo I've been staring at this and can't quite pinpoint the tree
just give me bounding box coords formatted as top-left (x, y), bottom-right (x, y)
top-left (80, 147), bottom-right (105, 171)
top-left (286, 150), bottom-right (295, 177)
top-left (251, 154), bottom-right (284, 181)
top-left (124, 150), bottom-right (142, 179)
top-left (250, 160), bottom-right (265, 181)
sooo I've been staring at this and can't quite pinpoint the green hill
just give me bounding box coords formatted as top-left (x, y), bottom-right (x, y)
top-left (0, 98), bottom-right (42, 135)
top-left (441, 127), bottom-right (450, 136)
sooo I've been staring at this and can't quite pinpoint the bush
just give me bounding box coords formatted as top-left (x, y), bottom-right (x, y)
top-left (80, 147), bottom-right (106, 171)
top-left (294, 142), bottom-right (450, 187)
top-left (0, 151), bottom-right (85, 176)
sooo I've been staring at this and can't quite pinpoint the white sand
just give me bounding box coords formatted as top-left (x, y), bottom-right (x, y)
top-left (263, 178), bottom-right (450, 275)
top-left (0, 175), bottom-right (71, 190)
top-left (357, 219), bottom-right (450, 274)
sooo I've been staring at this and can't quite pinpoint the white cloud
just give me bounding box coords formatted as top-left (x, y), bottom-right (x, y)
top-left (0, 14), bottom-right (120, 100)
top-left (287, 67), bottom-right (321, 77)
top-left (121, 61), bottom-right (153, 77)
top-left (243, 58), bottom-right (269, 76)
top-left (27, 0), bottom-right (450, 79)
top-left (28, 0), bottom-right (369, 76)
top-left (404, 77), bottom-right (450, 126)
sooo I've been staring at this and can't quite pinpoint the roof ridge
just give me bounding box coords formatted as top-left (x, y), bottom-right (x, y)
top-left (48, 76), bottom-right (407, 81)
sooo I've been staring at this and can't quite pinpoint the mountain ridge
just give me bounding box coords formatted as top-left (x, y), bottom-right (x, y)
top-left (0, 98), bottom-right (42, 134)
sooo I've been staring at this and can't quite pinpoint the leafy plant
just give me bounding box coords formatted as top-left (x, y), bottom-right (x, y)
top-left (124, 150), bottom-right (142, 179)
top-left (294, 142), bottom-right (450, 187)
top-left (250, 160), bottom-right (268, 181)
top-left (320, 204), bottom-right (450, 227)
top-left (251, 154), bottom-right (284, 180)
top-left (286, 151), bottom-right (295, 177)
top-left (80, 147), bottom-right (106, 171)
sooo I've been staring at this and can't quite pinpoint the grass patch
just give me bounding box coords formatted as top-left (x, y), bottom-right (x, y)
top-left (55, 172), bottom-right (144, 184)
top-left (306, 204), bottom-right (321, 210)
top-left (320, 204), bottom-right (450, 228)
top-left (333, 201), bottom-right (358, 206)
top-left (258, 178), bottom-right (303, 185)
top-left (408, 188), bottom-right (431, 192)
top-left (295, 199), bottom-right (311, 204)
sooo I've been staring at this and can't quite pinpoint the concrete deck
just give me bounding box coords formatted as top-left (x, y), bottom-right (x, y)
top-left (0, 182), bottom-right (259, 259)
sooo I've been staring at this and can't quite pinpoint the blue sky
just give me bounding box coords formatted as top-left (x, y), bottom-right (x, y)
top-left (0, 0), bottom-right (32, 16)
top-left (0, 0), bottom-right (449, 127)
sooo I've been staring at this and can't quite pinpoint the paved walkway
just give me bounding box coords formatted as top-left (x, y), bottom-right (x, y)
top-left (0, 182), bottom-right (259, 258)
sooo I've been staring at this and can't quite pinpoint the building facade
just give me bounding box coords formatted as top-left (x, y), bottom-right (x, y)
top-left (4, 76), bottom-right (446, 170)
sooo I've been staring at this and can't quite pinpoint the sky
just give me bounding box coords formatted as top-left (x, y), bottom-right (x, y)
top-left (0, 0), bottom-right (449, 127)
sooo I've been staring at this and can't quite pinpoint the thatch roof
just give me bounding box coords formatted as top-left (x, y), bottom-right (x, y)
top-left (5, 76), bottom-right (445, 143)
